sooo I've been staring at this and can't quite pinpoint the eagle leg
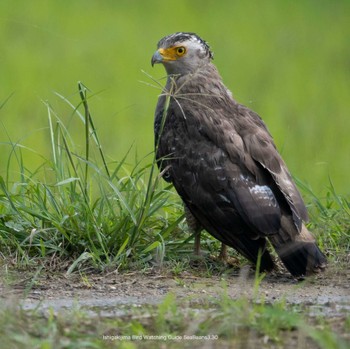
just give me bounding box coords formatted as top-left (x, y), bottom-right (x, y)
top-left (194, 231), bottom-right (201, 256)
top-left (218, 244), bottom-right (228, 262)
top-left (184, 203), bottom-right (231, 264)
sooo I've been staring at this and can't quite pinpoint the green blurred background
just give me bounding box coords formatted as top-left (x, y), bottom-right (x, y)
top-left (0, 0), bottom-right (349, 195)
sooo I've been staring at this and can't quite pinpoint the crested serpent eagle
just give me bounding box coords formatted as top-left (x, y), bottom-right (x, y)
top-left (151, 32), bottom-right (326, 277)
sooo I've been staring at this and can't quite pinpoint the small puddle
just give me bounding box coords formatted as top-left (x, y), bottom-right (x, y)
top-left (21, 295), bottom-right (165, 318)
top-left (292, 295), bottom-right (350, 317)
top-left (20, 293), bottom-right (350, 319)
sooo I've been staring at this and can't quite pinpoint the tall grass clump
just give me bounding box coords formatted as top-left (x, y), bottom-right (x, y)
top-left (295, 178), bottom-right (350, 263)
top-left (0, 83), bottom-right (184, 272)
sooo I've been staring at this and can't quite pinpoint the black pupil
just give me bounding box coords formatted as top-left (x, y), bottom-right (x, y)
top-left (178, 48), bottom-right (184, 54)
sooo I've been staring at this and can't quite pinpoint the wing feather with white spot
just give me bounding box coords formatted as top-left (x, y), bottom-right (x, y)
top-left (241, 109), bottom-right (309, 231)
top-left (225, 172), bottom-right (282, 234)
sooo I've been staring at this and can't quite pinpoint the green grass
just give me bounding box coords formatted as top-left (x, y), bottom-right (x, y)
top-left (0, 83), bottom-right (187, 272)
top-left (296, 177), bottom-right (350, 263)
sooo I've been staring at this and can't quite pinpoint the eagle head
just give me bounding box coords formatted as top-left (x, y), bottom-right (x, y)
top-left (151, 32), bottom-right (213, 75)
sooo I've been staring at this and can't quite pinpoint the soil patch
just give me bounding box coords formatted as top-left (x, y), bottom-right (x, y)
top-left (1, 264), bottom-right (349, 316)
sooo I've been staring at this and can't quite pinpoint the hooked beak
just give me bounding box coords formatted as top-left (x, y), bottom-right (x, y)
top-left (151, 50), bottom-right (164, 67)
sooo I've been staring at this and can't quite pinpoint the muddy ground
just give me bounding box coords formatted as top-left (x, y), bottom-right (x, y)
top-left (1, 263), bottom-right (349, 317)
top-left (0, 260), bottom-right (349, 349)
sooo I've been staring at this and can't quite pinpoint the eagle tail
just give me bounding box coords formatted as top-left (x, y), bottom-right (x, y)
top-left (272, 224), bottom-right (327, 278)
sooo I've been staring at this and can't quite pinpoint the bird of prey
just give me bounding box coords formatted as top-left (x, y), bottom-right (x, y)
top-left (151, 32), bottom-right (326, 277)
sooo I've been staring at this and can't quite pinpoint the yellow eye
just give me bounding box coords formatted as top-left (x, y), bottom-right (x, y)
top-left (176, 46), bottom-right (186, 56)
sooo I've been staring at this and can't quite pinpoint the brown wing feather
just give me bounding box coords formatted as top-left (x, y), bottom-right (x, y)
top-left (188, 98), bottom-right (308, 233)
top-left (239, 107), bottom-right (309, 231)
top-left (156, 95), bottom-right (282, 237)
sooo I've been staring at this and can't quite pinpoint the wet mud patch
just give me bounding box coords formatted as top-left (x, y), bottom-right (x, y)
top-left (3, 265), bottom-right (348, 314)
top-left (1, 264), bottom-right (349, 348)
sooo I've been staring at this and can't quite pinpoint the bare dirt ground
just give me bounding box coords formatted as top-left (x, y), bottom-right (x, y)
top-left (1, 263), bottom-right (349, 315)
top-left (0, 262), bottom-right (349, 348)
